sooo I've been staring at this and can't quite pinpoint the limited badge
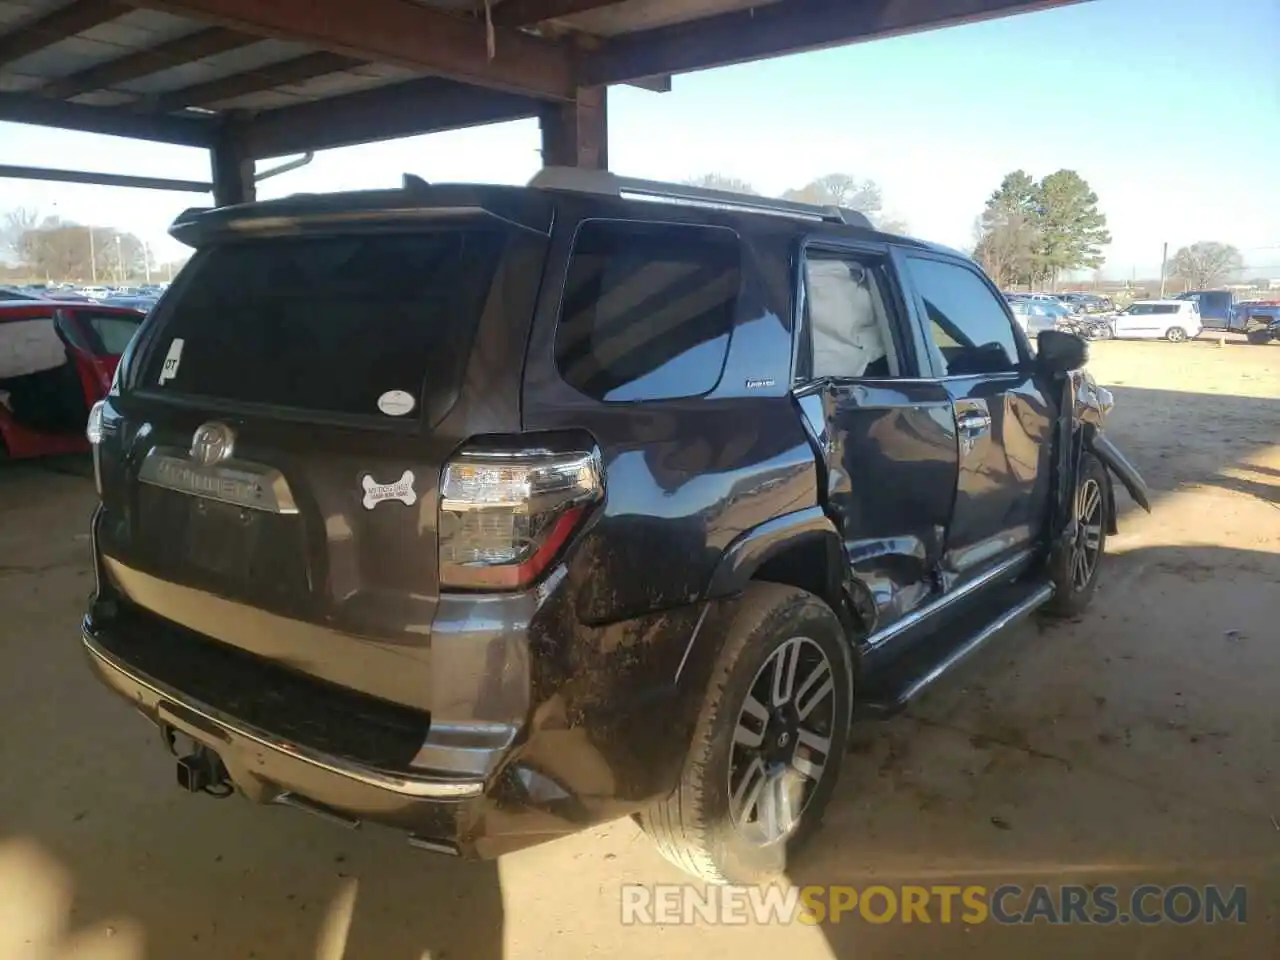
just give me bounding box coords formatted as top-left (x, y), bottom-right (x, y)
top-left (361, 470), bottom-right (417, 509)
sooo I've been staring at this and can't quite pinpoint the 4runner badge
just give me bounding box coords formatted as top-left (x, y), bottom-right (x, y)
top-left (361, 470), bottom-right (417, 510)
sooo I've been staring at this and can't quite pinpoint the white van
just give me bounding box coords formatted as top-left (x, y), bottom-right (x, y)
top-left (1112, 300), bottom-right (1202, 342)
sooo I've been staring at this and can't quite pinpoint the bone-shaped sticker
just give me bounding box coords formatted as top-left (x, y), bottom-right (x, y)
top-left (361, 470), bottom-right (417, 509)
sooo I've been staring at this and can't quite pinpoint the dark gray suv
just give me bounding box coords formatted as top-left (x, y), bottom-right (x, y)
top-left (82, 170), bottom-right (1150, 883)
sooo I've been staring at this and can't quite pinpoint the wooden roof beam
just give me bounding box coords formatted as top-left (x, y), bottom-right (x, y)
top-left (125, 0), bottom-right (575, 100)
top-left (42, 26), bottom-right (256, 99)
top-left (148, 51), bottom-right (360, 113)
top-left (0, 0), bottom-right (127, 66)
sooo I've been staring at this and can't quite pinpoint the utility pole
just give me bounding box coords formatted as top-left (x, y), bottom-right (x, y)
top-left (1158, 241), bottom-right (1168, 298)
top-left (88, 226), bottom-right (96, 284)
top-left (144, 242), bottom-right (152, 284)
top-left (115, 234), bottom-right (122, 285)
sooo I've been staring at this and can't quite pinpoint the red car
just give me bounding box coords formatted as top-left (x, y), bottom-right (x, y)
top-left (0, 301), bottom-right (145, 460)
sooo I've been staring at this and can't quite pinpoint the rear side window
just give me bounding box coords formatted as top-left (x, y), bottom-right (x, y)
top-left (555, 220), bottom-right (739, 402)
top-left (141, 231), bottom-right (508, 420)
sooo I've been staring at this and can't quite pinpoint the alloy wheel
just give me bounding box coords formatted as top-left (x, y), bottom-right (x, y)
top-left (728, 636), bottom-right (837, 846)
top-left (1167, 327), bottom-right (1187, 342)
top-left (1071, 477), bottom-right (1104, 592)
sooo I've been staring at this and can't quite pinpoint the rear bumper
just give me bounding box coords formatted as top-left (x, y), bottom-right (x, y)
top-left (83, 624), bottom-right (501, 854)
top-left (82, 584), bottom-right (714, 857)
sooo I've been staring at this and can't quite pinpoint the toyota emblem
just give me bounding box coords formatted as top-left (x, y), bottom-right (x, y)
top-left (190, 422), bottom-right (236, 467)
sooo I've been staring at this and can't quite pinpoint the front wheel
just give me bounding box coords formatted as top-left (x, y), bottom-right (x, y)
top-left (1165, 326), bottom-right (1189, 342)
top-left (637, 583), bottom-right (852, 884)
top-left (1045, 452), bottom-right (1109, 617)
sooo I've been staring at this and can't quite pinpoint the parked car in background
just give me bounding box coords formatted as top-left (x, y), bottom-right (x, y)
top-left (1240, 300), bottom-right (1280, 343)
top-left (1058, 293), bottom-right (1113, 314)
top-left (80, 171), bottom-right (1150, 884)
top-left (0, 285), bottom-right (43, 301)
top-left (0, 302), bottom-right (144, 459)
top-left (103, 295), bottom-right (159, 312)
top-left (1010, 298), bottom-right (1073, 337)
top-left (1112, 300), bottom-right (1202, 342)
top-left (77, 285), bottom-right (114, 300)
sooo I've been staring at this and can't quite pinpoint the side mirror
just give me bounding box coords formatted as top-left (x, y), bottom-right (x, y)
top-left (1036, 329), bottom-right (1088, 373)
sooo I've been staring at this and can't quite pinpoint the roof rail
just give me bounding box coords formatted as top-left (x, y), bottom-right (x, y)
top-left (528, 167), bottom-right (873, 229)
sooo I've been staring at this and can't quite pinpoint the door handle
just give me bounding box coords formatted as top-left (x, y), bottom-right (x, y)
top-left (957, 411), bottom-right (992, 434)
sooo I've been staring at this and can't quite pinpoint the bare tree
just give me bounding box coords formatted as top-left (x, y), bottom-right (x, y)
top-left (1, 207), bottom-right (40, 266)
top-left (1168, 241), bottom-right (1244, 289)
top-left (975, 210), bottom-right (1038, 289)
top-left (683, 173), bottom-right (759, 195)
top-left (782, 174), bottom-right (883, 218)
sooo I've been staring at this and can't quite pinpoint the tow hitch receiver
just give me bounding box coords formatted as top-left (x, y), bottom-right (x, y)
top-left (174, 744), bottom-right (232, 797)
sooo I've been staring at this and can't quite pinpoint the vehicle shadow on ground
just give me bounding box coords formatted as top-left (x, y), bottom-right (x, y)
top-left (793, 540), bottom-right (1279, 958)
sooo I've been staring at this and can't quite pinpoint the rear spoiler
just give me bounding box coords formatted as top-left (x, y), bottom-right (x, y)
top-left (170, 181), bottom-right (554, 247)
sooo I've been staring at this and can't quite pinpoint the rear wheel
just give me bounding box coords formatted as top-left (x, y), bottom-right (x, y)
top-left (1046, 452), bottom-right (1108, 617)
top-left (637, 583), bottom-right (852, 884)
top-left (1165, 326), bottom-right (1188, 343)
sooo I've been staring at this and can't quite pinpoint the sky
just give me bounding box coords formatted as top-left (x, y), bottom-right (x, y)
top-left (1, 0), bottom-right (1277, 279)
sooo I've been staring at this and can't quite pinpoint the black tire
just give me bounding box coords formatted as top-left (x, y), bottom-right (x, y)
top-left (1045, 452), bottom-right (1109, 618)
top-left (1165, 327), bottom-right (1188, 343)
top-left (636, 583), bottom-right (853, 884)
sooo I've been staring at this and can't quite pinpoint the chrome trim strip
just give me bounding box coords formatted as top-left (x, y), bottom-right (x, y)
top-left (83, 633), bottom-right (484, 800)
top-left (137, 446), bottom-right (299, 514)
top-left (865, 548), bottom-right (1035, 651)
top-left (894, 583), bottom-right (1053, 705)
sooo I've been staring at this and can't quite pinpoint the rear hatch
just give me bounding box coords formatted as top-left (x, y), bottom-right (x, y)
top-left (94, 187), bottom-right (551, 712)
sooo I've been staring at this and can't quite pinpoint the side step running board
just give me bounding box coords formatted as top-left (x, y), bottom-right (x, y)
top-left (859, 582), bottom-right (1054, 717)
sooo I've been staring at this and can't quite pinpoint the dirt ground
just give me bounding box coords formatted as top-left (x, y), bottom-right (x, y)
top-left (1, 339), bottom-right (1276, 959)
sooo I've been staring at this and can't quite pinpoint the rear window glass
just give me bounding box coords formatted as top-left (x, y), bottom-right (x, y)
top-left (141, 231), bottom-right (506, 419)
top-left (555, 220), bottom-right (739, 402)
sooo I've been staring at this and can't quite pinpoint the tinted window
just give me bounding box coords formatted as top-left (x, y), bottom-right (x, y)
top-left (555, 221), bottom-right (738, 401)
top-left (907, 257), bottom-right (1020, 375)
top-left (140, 231), bottom-right (509, 420)
top-left (1124, 304), bottom-right (1179, 315)
top-left (80, 311), bottom-right (143, 356)
top-left (804, 255), bottom-right (899, 378)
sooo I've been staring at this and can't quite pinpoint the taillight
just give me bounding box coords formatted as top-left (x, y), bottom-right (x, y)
top-left (438, 443), bottom-right (603, 591)
top-left (86, 400), bottom-right (106, 496)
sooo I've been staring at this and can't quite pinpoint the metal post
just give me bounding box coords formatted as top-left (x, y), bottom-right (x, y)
top-left (1158, 242), bottom-right (1168, 299)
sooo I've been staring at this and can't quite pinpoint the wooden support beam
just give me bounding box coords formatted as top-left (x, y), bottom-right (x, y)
top-left (0, 91), bottom-right (214, 144)
top-left (0, 0), bottom-right (127, 66)
top-left (42, 27), bottom-right (255, 99)
top-left (210, 115), bottom-right (254, 205)
top-left (582, 0), bottom-right (1084, 85)
top-left (247, 76), bottom-right (541, 159)
top-left (150, 51), bottom-right (359, 112)
top-left (125, 0), bottom-right (575, 100)
top-left (491, 0), bottom-right (630, 28)
top-left (539, 86), bottom-right (607, 169)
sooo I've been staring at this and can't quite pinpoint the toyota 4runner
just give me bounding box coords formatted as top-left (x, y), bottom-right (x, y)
top-left (82, 169), bottom-right (1150, 883)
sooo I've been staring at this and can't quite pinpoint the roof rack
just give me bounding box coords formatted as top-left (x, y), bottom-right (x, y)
top-left (528, 167), bottom-right (873, 229)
